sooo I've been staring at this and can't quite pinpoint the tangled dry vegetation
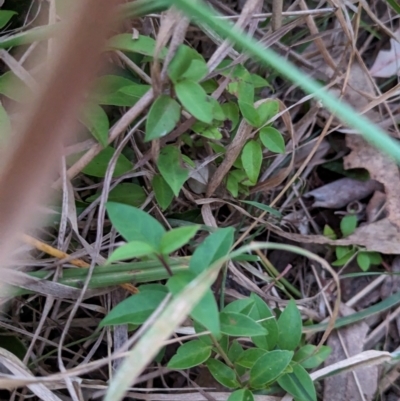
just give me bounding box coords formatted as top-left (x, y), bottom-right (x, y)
top-left (0, 0), bottom-right (400, 400)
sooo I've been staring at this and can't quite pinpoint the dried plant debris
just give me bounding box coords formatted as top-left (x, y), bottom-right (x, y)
top-left (370, 27), bottom-right (400, 78)
top-left (323, 304), bottom-right (378, 401)
top-left (271, 218), bottom-right (400, 255)
top-left (344, 135), bottom-right (400, 230)
top-left (304, 178), bottom-right (382, 209)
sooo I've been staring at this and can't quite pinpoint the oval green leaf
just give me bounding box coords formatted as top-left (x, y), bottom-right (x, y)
top-left (340, 214), bottom-right (357, 237)
top-left (157, 145), bottom-right (189, 196)
top-left (86, 183), bottom-right (146, 208)
top-left (293, 344), bottom-right (331, 369)
top-left (235, 348), bottom-right (268, 369)
top-left (152, 174), bottom-right (174, 210)
top-left (107, 34), bottom-right (167, 58)
top-left (107, 241), bottom-right (157, 263)
top-left (174, 79), bottom-right (213, 124)
top-left (277, 299), bottom-right (302, 351)
top-left (259, 126), bottom-right (285, 153)
top-left (99, 290), bottom-right (166, 327)
top-left (80, 103), bottom-right (109, 147)
top-left (81, 146), bottom-right (132, 178)
top-left (227, 389), bottom-right (254, 401)
top-left (206, 359), bottom-right (240, 389)
top-left (160, 225), bottom-right (200, 255)
top-left (241, 140), bottom-right (262, 184)
top-left (249, 350), bottom-right (293, 388)
top-left (220, 312), bottom-right (267, 337)
top-left (0, 10), bottom-right (17, 30)
top-left (167, 340), bottom-right (212, 369)
top-left (277, 364), bottom-right (317, 401)
top-left (106, 202), bottom-right (165, 247)
top-left (189, 227), bottom-right (234, 276)
top-left (145, 95), bottom-right (181, 141)
top-left (167, 271), bottom-right (220, 336)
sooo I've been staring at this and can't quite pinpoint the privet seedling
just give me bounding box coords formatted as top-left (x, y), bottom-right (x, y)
top-left (100, 203), bottom-right (331, 401)
top-left (324, 215), bottom-right (382, 271)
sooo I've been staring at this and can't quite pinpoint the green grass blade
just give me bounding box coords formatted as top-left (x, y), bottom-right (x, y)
top-left (170, 0), bottom-right (400, 163)
top-left (303, 291), bottom-right (400, 333)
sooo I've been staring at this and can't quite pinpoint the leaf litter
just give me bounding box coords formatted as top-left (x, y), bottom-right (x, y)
top-left (4, 1), bottom-right (400, 401)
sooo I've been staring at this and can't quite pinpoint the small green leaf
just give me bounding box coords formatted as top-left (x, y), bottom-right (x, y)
top-left (340, 214), bottom-right (358, 237)
top-left (256, 100), bottom-right (279, 125)
top-left (81, 147), bottom-right (132, 178)
top-left (222, 298), bottom-right (255, 314)
top-left (227, 389), bottom-right (254, 401)
top-left (91, 75), bottom-right (150, 107)
top-left (175, 80), bottom-right (213, 123)
top-left (226, 172), bottom-right (239, 197)
top-left (323, 224), bottom-right (337, 240)
top-left (145, 95), bottom-right (181, 141)
top-left (239, 101), bottom-right (259, 127)
top-left (332, 248), bottom-right (356, 266)
top-left (336, 246), bottom-right (352, 260)
top-left (228, 340), bottom-right (244, 363)
top-left (86, 183), bottom-right (146, 208)
top-left (182, 59), bottom-right (208, 82)
top-left (99, 291), bottom-right (166, 326)
top-left (167, 271), bottom-right (220, 336)
top-left (168, 45), bottom-right (207, 83)
top-left (241, 140), bottom-right (262, 184)
top-left (0, 71), bottom-right (30, 102)
top-left (157, 146), bottom-right (189, 196)
top-left (107, 34), bottom-right (166, 58)
top-left (277, 364), bottom-right (317, 401)
top-left (277, 300), bottom-right (302, 351)
top-left (236, 348), bottom-right (268, 368)
top-left (106, 202), bottom-right (165, 247)
top-left (250, 350), bottom-right (293, 388)
top-left (160, 226), bottom-right (200, 255)
top-left (367, 252), bottom-right (383, 265)
top-left (293, 345), bottom-right (331, 369)
top-left (250, 293), bottom-right (279, 351)
top-left (220, 312), bottom-right (267, 337)
top-left (0, 10), bottom-right (17, 29)
top-left (107, 241), bottom-right (157, 263)
top-left (206, 359), bottom-right (240, 389)
top-left (167, 340), bottom-right (212, 369)
top-left (222, 102), bottom-right (240, 130)
top-left (241, 200), bottom-right (282, 218)
top-left (251, 74), bottom-right (271, 89)
top-left (189, 228), bottom-right (234, 276)
top-left (152, 175), bottom-right (174, 210)
top-left (80, 103), bottom-right (109, 147)
top-left (357, 252), bottom-right (371, 271)
top-left (259, 127), bottom-right (285, 153)
top-left (209, 97), bottom-right (225, 121)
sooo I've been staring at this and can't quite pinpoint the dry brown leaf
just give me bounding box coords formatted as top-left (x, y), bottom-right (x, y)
top-left (323, 304), bottom-right (378, 401)
top-left (269, 218), bottom-right (400, 254)
top-left (304, 178), bottom-right (382, 209)
top-left (369, 28), bottom-right (400, 78)
top-left (344, 135), bottom-right (400, 229)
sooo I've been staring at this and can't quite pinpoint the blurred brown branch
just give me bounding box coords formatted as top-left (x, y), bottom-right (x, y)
top-left (0, 0), bottom-right (121, 290)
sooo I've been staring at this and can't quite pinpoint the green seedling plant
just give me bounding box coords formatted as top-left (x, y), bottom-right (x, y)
top-left (324, 215), bottom-right (382, 271)
top-left (100, 202), bottom-right (330, 401)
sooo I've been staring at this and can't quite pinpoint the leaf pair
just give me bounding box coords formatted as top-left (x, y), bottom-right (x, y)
top-left (106, 202), bottom-right (199, 263)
